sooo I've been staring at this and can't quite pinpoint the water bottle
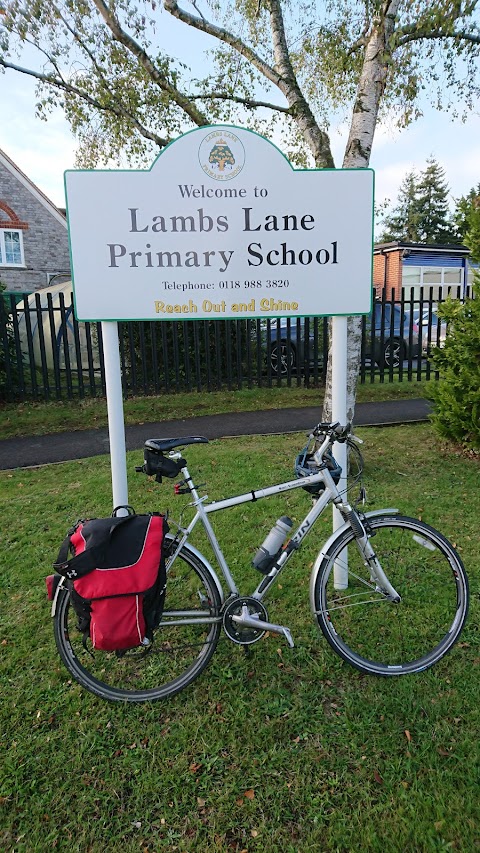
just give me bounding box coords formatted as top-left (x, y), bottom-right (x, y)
top-left (252, 516), bottom-right (293, 574)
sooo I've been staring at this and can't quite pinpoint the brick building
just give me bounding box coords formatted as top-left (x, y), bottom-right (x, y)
top-left (373, 241), bottom-right (473, 301)
top-left (0, 148), bottom-right (71, 293)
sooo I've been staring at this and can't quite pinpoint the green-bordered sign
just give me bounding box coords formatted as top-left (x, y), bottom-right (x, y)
top-left (65, 126), bottom-right (374, 321)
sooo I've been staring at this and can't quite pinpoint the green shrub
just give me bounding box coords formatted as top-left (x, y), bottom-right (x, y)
top-left (430, 290), bottom-right (480, 450)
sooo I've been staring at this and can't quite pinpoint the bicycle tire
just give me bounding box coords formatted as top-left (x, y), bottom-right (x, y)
top-left (54, 537), bottom-right (222, 702)
top-left (312, 514), bottom-right (469, 676)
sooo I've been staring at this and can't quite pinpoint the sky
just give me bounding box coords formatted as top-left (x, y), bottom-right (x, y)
top-left (1, 12), bottom-right (479, 222)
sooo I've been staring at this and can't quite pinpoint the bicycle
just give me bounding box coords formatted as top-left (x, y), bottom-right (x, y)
top-left (51, 422), bottom-right (469, 703)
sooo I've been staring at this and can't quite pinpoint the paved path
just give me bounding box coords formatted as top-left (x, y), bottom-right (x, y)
top-left (0, 398), bottom-right (431, 471)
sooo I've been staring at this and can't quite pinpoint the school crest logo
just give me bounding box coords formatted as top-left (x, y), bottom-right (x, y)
top-left (199, 130), bottom-right (245, 181)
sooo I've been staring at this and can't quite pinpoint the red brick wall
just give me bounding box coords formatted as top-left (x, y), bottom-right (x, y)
top-left (373, 250), bottom-right (403, 298)
top-left (373, 253), bottom-right (386, 296)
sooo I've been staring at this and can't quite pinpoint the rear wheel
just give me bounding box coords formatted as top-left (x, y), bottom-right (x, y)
top-left (54, 538), bottom-right (222, 702)
top-left (313, 515), bottom-right (469, 675)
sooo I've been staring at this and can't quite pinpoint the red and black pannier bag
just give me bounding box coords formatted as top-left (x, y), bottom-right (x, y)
top-left (49, 508), bottom-right (168, 651)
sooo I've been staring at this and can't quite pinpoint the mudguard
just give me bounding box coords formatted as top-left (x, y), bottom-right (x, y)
top-left (50, 575), bottom-right (67, 617)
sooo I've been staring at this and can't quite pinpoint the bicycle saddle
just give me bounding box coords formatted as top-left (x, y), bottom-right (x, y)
top-left (145, 436), bottom-right (209, 453)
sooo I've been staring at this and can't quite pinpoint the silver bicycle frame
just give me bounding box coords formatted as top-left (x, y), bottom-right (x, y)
top-left (166, 450), bottom-right (346, 601)
top-left (165, 433), bottom-right (400, 606)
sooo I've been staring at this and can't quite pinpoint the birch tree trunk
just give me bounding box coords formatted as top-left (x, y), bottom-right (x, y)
top-left (322, 0), bottom-right (401, 423)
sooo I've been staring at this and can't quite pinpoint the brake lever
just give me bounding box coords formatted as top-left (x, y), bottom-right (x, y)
top-left (349, 434), bottom-right (364, 445)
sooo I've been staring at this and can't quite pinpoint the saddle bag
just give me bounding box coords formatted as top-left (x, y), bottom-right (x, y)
top-left (48, 508), bottom-right (168, 651)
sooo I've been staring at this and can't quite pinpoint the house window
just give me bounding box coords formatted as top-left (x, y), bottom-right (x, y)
top-left (0, 229), bottom-right (24, 266)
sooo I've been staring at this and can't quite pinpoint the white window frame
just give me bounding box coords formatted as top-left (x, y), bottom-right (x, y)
top-left (0, 228), bottom-right (25, 267)
top-left (467, 265), bottom-right (479, 286)
top-left (402, 265), bottom-right (464, 299)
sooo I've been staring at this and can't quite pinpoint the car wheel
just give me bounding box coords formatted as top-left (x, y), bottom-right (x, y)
top-left (270, 342), bottom-right (296, 374)
top-left (379, 338), bottom-right (405, 368)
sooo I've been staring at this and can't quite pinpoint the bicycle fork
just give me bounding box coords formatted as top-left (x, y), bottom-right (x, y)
top-left (353, 518), bottom-right (402, 602)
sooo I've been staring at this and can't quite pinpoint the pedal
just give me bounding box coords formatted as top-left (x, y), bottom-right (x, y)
top-left (231, 611), bottom-right (295, 648)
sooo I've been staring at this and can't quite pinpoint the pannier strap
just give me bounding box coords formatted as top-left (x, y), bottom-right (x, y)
top-left (53, 514), bottom-right (137, 580)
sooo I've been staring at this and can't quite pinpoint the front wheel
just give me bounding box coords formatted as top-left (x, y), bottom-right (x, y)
top-left (54, 538), bottom-right (222, 702)
top-left (312, 515), bottom-right (469, 676)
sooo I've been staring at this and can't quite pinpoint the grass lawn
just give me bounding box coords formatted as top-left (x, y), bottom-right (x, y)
top-left (0, 377), bottom-right (432, 440)
top-left (0, 422), bottom-right (479, 852)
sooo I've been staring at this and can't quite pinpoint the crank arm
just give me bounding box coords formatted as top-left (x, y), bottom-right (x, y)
top-left (231, 611), bottom-right (295, 648)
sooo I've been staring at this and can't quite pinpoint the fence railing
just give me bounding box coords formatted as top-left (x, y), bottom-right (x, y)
top-left (0, 286), bottom-right (471, 402)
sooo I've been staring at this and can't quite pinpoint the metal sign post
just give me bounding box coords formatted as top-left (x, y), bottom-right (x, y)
top-left (331, 315), bottom-right (348, 589)
top-left (101, 321), bottom-right (129, 513)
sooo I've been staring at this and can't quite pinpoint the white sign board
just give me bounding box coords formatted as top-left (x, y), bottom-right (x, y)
top-left (65, 126), bottom-right (374, 321)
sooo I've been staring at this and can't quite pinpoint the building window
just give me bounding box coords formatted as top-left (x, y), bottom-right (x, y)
top-left (422, 267), bottom-right (443, 284)
top-left (0, 229), bottom-right (24, 266)
top-left (443, 269), bottom-right (463, 284)
top-left (402, 265), bottom-right (463, 300)
top-left (467, 265), bottom-right (479, 286)
top-left (402, 266), bottom-right (421, 288)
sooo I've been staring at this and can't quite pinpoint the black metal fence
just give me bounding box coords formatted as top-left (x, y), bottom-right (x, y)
top-left (0, 286), bottom-right (471, 402)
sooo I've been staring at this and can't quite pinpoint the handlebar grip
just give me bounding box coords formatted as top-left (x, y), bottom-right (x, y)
top-left (135, 465), bottom-right (145, 473)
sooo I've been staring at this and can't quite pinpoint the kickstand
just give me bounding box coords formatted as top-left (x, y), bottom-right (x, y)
top-left (243, 645), bottom-right (253, 658)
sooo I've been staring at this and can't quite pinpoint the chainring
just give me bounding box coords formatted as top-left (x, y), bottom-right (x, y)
top-left (222, 596), bottom-right (268, 645)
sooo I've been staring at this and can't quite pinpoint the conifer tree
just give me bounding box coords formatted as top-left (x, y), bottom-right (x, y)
top-left (379, 170), bottom-right (421, 242)
top-left (415, 158), bottom-right (457, 244)
top-left (454, 185), bottom-right (480, 261)
top-left (380, 159), bottom-right (459, 245)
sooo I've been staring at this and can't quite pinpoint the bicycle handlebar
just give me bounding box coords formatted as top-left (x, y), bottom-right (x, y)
top-left (312, 421), bottom-right (352, 443)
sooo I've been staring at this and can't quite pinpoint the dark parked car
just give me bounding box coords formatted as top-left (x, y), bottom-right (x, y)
top-left (265, 316), bottom-right (323, 375)
top-left (367, 302), bottom-right (420, 367)
top-left (266, 303), bottom-right (420, 374)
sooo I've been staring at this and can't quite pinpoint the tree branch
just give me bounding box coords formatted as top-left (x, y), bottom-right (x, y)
top-left (91, 0), bottom-right (209, 127)
top-left (20, 34), bottom-right (69, 87)
top-left (396, 27), bottom-right (480, 47)
top-left (163, 0), bottom-right (283, 87)
top-left (0, 56), bottom-right (169, 147)
top-left (189, 91), bottom-right (292, 113)
top-left (266, 0), bottom-right (334, 167)
top-left (343, 1), bottom-right (402, 166)
top-left (347, 34), bottom-right (368, 55)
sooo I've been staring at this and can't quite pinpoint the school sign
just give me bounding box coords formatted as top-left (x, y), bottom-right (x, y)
top-left (65, 126), bottom-right (374, 321)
